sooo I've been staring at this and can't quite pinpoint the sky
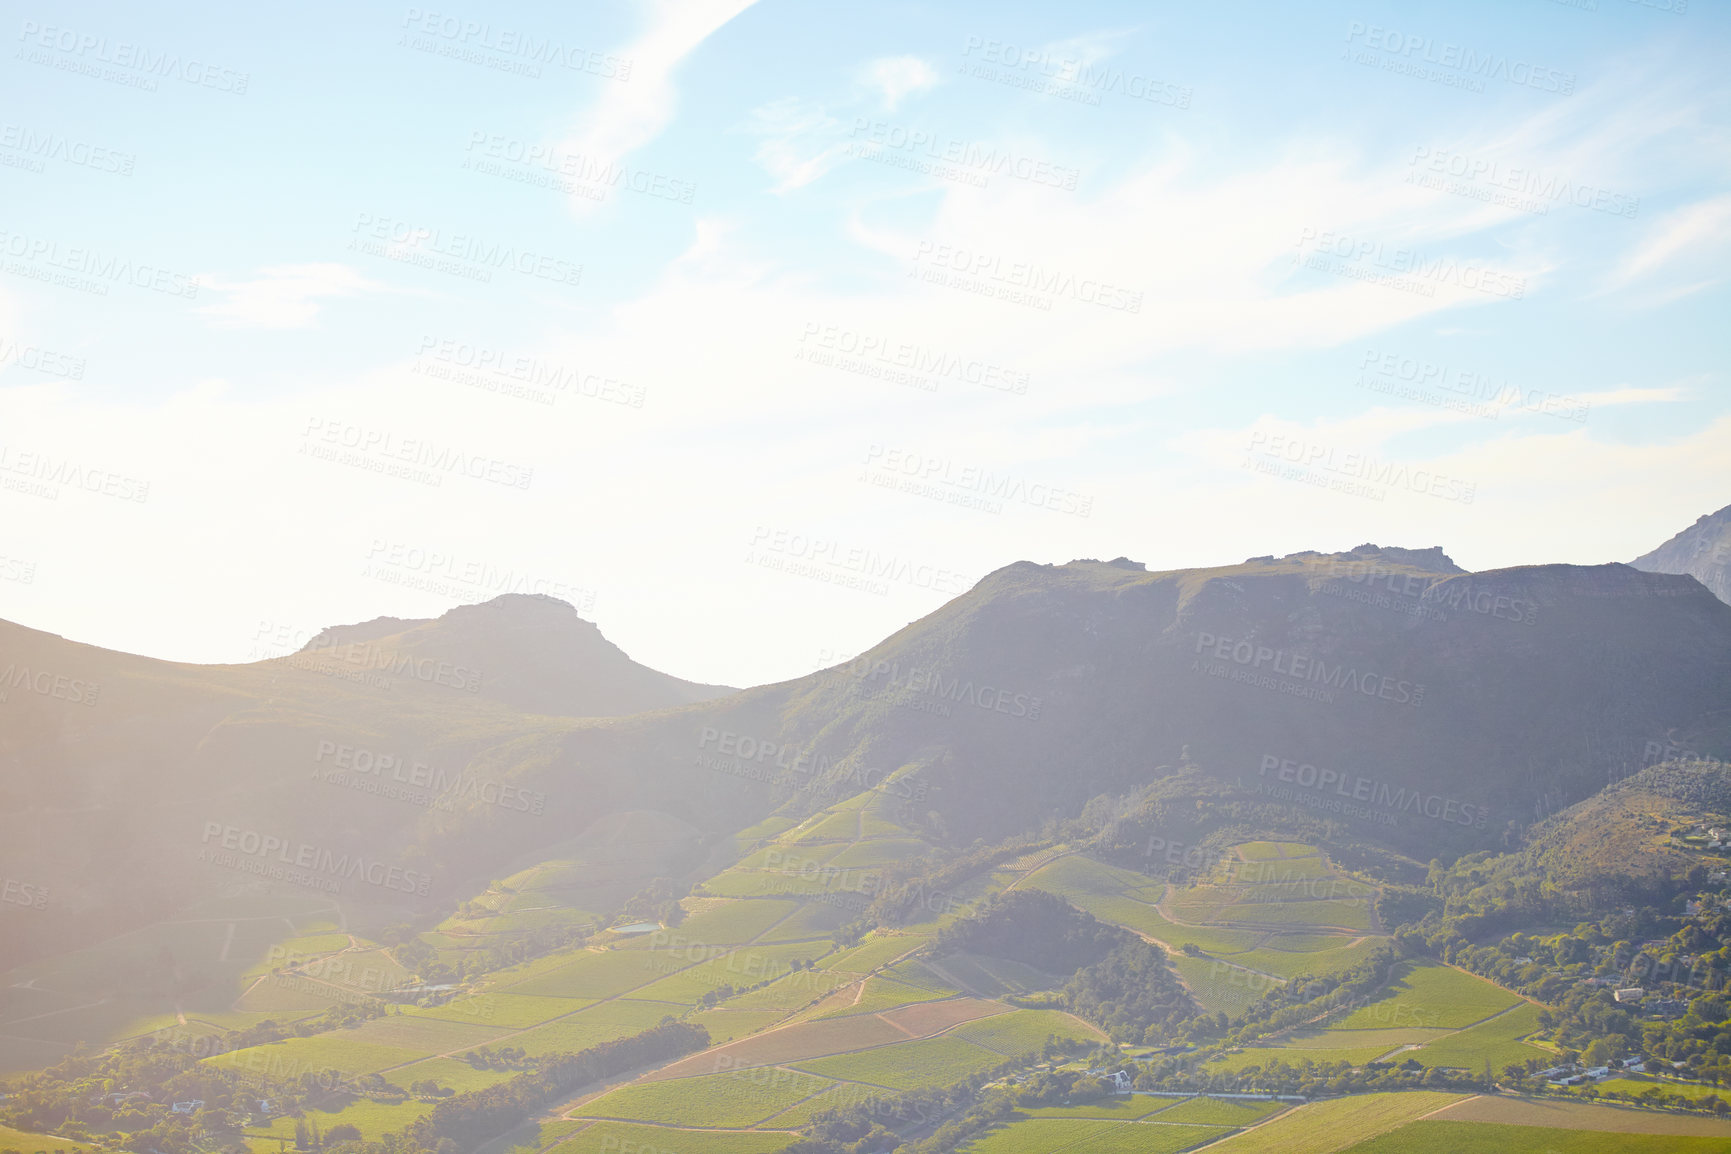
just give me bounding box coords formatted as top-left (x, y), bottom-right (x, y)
top-left (1, 0), bottom-right (1728, 688)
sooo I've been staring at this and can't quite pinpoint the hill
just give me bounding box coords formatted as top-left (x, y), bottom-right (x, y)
top-left (1633, 501), bottom-right (1731, 605)
top-left (290, 593), bottom-right (735, 717)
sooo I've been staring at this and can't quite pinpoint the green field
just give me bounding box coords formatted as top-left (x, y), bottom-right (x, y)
top-left (794, 1035), bottom-right (1007, 1090)
top-left (0, 1122), bottom-right (94, 1151)
top-left (817, 934), bottom-right (924, 974)
top-left (1236, 842), bottom-right (1321, 860)
top-left (1147, 1095), bottom-right (1289, 1125)
top-left (1339, 1120), bottom-right (1731, 1152)
top-left (1224, 936), bottom-right (1386, 978)
top-left (954, 1009), bottom-right (1103, 1054)
top-left (209, 1034), bottom-right (427, 1078)
top-left (504, 948), bottom-right (670, 999)
top-left (1017, 1098), bottom-right (1177, 1120)
top-left (575, 1067), bottom-right (832, 1127)
top-left (1198, 1091), bottom-right (1465, 1153)
top-left (510, 999), bottom-right (684, 1057)
top-left (673, 900), bottom-right (803, 945)
top-left (1330, 962), bottom-right (1518, 1030)
top-left (961, 1117), bottom-right (1227, 1154)
top-left (1407, 1002), bottom-right (1552, 1071)
top-left (409, 992), bottom-right (585, 1029)
top-left (632, 941), bottom-right (825, 1004)
top-left (1202, 1040), bottom-right (1397, 1075)
top-left (385, 1054), bottom-right (521, 1094)
top-left (547, 1122), bottom-right (794, 1153)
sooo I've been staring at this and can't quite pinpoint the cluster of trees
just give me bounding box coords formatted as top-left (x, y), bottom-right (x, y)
top-left (932, 889), bottom-right (1197, 1042)
top-left (458, 1045), bottom-right (527, 1070)
top-left (325, 1020), bottom-right (707, 1154)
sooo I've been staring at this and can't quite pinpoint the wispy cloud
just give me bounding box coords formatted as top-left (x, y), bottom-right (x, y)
top-left (559, 0), bottom-right (761, 212)
top-left (195, 264), bottom-right (386, 330)
top-left (860, 55), bottom-right (939, 111)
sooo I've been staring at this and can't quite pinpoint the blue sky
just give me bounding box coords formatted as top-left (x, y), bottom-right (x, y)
top-left (2, 0), bottom-right (1727, 686)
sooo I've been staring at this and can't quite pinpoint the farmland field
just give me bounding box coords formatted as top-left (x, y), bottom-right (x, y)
top-left (504, 948), bottom-right (673, 999)
top-left (960, 1117), bottom-right (1228, 1154)
top-left (1147, 1095), bottom-right (1290, 1125)
top-left (952, 1008), bottom-right (1105, 1054)
top-left (793, 1035), bottom-right (1007, 1089)
top-left (674, 899), bottom-right (804, 945)
top-left (0, 1121), bottom-right (94, 1151)
top-left (550, 1120), bottom-right (795, 1153)
top-left (1406, 1002), bottom-right (1552, 1070)
top-left (509, 999), bottom-right (685, 1057)
top-left (408, 992), bottom-right (584, 1028)
top-left (574, 1067), bottom-right (832, 1127)
top-left (208, 1034), bottom-right (427, 1077)
top-left (1018, 1098), bottom-right (1178, 1120)
top-left (1431, 1094), bottom-right (1731, 1134)
top-left (1328, 961), bottom-right (1518, 1030)
top-left (1338, 1120), bottom-right (1731, 1152)
top-left (1197, 1091), bottom-right (1467, 1153)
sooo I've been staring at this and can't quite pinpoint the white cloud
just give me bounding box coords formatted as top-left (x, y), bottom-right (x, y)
top-left (746, 98), bottom-right (856, 193)
top-left (559, 0), bottom-right (761, 212)
top-left (1608, 194), bottom-right (1731, 294)
top-left (195, 263), bottom-right (386, 330)
top-left (860, 55), bottom-right (939, 110)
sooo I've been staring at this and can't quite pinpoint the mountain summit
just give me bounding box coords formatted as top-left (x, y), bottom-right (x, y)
top-left (1633, 501), bottom-right (1731, 605)
top-left (291, 593), bottom-right (735, 717)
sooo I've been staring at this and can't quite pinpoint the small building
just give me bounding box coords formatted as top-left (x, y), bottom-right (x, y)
top-left (1614, 987), bottom-right (1645, 1003)
top-left (171, 1099), bottom-right (204, 1114)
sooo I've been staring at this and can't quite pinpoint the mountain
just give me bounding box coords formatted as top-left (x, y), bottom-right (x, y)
top-left (0, 598), bottom-right (739, 973)
top-left (604, 546), bottom-right (1731, 851)
top-left (1633, 501), bottom-right (1731, 605)
top-left (289, 593), bottom-right (735, 717)
top-left (5, 546), bottom-right (1731, 978)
